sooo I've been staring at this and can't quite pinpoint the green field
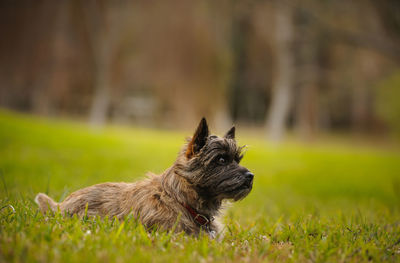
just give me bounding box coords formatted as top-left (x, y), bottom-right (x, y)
top-left (0, 110), bottom-right (399, 262)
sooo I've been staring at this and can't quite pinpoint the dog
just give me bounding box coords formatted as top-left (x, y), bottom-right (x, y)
top-left (35, 118), bottom-right (254, 238)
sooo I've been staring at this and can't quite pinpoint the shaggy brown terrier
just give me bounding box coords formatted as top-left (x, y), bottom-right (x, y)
top-left (35, 118), bottom-right (254, 238)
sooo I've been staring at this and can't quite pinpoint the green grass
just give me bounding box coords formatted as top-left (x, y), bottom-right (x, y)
top-left (0, 109), bottom-right (399, 262)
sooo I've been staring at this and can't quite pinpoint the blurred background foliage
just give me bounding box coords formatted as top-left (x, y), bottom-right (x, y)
top-left (0, 0), bottom-right (400, 141)
top-left (376, 71), bottom-right (400, 138)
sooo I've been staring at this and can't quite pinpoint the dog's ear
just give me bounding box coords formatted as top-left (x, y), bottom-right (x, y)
top-left (224, 126), bottom-right (235, 140)
top-left (186, 117), bottom-right (209, 158)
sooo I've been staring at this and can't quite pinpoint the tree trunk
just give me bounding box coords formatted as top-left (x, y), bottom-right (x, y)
top-left (84, 0), bottom-right (112, 129)
top-left (31, 1), bottom-right (65, 115)
top-left (265, 1), bottom-right (295, 142)
top-left (294, 8), bottom-right (319, 140)
top-left (89, 39), bottom-right (111, 128)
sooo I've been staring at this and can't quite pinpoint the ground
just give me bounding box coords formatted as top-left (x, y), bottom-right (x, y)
top-left (0, 110), bottom-right (399, 262)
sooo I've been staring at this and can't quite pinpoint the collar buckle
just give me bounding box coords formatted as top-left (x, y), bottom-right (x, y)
top-left (182, 203), bottom-right (213, 228)
top-left (194, 213), bottom-right (210, 226)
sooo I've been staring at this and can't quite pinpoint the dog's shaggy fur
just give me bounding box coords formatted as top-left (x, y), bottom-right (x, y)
top-left (35, 118), bottom-right (254, 237)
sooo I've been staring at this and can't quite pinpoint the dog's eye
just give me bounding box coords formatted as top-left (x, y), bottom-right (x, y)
top-left (218, 157), bottom-right (226, 165)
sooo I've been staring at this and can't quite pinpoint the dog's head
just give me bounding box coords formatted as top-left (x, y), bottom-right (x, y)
top-left (178, 118), bottom-right (253, 202)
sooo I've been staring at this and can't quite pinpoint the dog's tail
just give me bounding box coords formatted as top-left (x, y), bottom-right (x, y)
top-left (35, 193), bottom-right (58, 214)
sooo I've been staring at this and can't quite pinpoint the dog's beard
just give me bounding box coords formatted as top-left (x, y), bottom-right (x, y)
top-left (232, 186), bottom-right (252, 201)
top-left (219, 177), bottom-right (253, 201)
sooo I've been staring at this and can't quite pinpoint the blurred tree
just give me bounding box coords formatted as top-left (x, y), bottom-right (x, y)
top-left (265, 0), bottom-right (294, 142)
top-left (0, 1), bottom-right (62, 114)
top-left (376, 71), bottom-right (400, 137)
top-left (371, 0), bottom-right (400, 136)
top-left (229, 0), bottom-right (272, 126)
top-left (82, 0), bottom-right (125, 128)
top-left (229, 0), bottom-right (252, 123)
top-left (293, 3), bottom-right (320, 140)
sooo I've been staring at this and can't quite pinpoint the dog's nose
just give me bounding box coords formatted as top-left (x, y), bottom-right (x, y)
top-left (244, 171), bottom-right (254, 181)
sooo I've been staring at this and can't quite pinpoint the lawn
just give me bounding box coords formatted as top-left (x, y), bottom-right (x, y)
top-left (0, 109), bottom-right (399, 262)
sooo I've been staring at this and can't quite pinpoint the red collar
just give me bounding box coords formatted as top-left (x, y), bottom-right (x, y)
top-left (182, 203), bottom-right (213, 227)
